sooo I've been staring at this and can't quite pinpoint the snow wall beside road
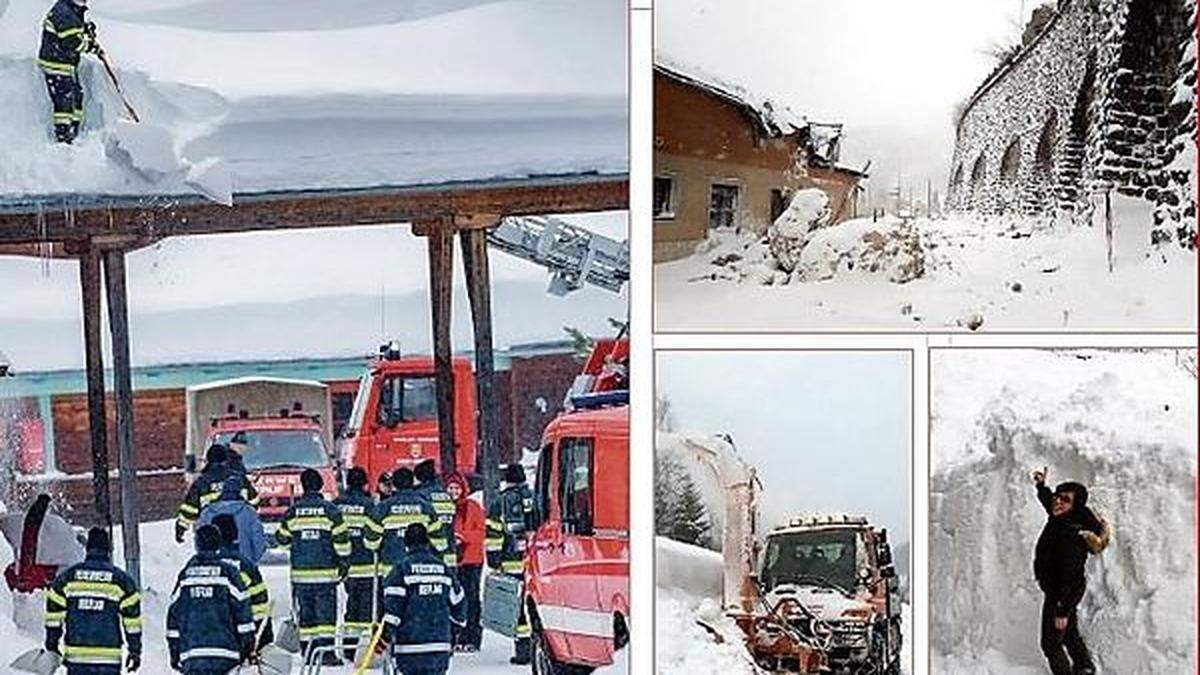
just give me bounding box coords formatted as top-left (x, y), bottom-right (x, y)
top-left (655, 535), bottom-right (722, 600)
top-left (930, 349), bottom-right (1197, 674)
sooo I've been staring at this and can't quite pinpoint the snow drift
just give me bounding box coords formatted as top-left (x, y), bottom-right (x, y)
top-left (930, 349), bottom-right (1197, 674)
top-left (656, 535), bottom-right (721, 600)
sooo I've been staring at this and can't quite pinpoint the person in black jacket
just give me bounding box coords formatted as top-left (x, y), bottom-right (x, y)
top-left (166, 525), bottom-right (255, 674)
top-left (334, 467), bottom-right (382, 661)
top-left (1032, 468), bottom-right (1105, 675)
top-left (38, 0), bottom-right (101, 143)
top-left (44, 527), bottom-right (142, 674)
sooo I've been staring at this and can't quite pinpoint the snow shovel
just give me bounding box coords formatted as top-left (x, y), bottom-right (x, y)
top-left (256, 644), bottom-right (295, 675)
top-left (275, 616), bottom-right (302, 654)
top-left (96, 48), bottom-right (141, 123)
top-left (10, 648), bottom-right (62, 675)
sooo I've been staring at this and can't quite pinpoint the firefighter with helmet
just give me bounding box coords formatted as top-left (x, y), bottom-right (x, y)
top-left (486, 463), bottom-right (537, 665)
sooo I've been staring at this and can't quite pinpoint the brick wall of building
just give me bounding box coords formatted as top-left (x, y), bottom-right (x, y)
top-left (507, 352), bottom-right (584, 459)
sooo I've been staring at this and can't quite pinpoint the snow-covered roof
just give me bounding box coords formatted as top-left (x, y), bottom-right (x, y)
top-left (654, 56), bottom-right (809, 138)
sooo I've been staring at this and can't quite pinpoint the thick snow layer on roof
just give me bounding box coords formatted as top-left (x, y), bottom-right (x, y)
top-left (0, 0), bottom-right (626, 200)
top-left (95, 0), bottom-right (508, 32)
top-left (655, 53), bottom-right (807, 137)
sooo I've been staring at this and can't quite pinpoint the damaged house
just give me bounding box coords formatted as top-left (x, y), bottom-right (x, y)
top-left (653, 62), bottom-right (869, 262)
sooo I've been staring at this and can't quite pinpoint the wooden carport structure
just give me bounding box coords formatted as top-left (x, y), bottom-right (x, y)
top-left (0, 172), bottom-right (628, 583)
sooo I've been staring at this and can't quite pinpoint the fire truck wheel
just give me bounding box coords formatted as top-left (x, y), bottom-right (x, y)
top-left (531, 627), bottom-right (592, 675)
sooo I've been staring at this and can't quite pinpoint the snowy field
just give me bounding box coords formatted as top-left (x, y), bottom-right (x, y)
top-left (655, 214), bottom-right (1196, 333)
top-left (930, 349), bottom-right (1197, 674)
top-left (0, 0), bottom-right (626, 200)
top-left (0, 520), bottom-right (627, 674)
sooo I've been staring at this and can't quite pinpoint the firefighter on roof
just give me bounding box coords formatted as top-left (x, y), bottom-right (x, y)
top-left (44, 527), bottom-right (142, 674)
top-left (274, 468), bottom-right (350, 666)
top-left (334, 466), bottom-right (382, 661)
top-left (38, 0), bottom-right (101, 144)
top-left (373, 469), bottom-right (441, 578)
top-left (415, 459), bottom-right (458, 568)
top-left (487, 462), bottom-right (537, 665)
top-left (211, 514), bottom-right (273, 653)
top-left (378, 523), bottom-right (466, 675)
top-left (175, 444), bottom-right (259, 544)
top-left (166, 524), bottom-right (255, 674)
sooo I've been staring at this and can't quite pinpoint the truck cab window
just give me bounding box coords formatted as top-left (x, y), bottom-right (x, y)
top-left (376, 375), bottom-right (437, 426)
top-left (535, 443), bottom-right (554, 526)
top-left (558, 437), bottom-right (594, 535)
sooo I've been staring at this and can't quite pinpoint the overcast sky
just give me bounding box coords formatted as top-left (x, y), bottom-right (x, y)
top-left (657, 351), bottom-right (911, 544)
top-left (656, 0), bottom-right (1039, 198)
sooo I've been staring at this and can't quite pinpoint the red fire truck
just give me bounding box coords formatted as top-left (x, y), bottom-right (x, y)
top-left (524, 338), bottom-right (630, 674)
top-left (184, 378), bottom-right (339, 522)
top-left (336, 342), bottom-right (478, 488)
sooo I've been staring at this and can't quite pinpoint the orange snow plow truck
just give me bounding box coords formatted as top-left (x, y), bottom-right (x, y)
top-left (184, 377), bottom-right (339, 523)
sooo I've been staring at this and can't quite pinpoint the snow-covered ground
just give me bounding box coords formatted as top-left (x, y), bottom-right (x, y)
top-left (930, 349), bottom-right (1197, 674)
top-left (0, 0), bottom-right (626, 200)
top-left (655, 213), bottom-right (1196, 332)
top-left (0, 519), bottom-right (627, 674)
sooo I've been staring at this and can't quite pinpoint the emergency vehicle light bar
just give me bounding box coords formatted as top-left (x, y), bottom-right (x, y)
top-left (569, 389), bottom-right (628, 410)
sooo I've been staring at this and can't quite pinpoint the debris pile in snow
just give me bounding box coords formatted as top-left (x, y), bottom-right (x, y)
top-left (930, 349), bottom-right (1197, 674)
top-left (656, 210), bottom-right (1196, 331)
top-left (768, 188), bottom-right (831, 272)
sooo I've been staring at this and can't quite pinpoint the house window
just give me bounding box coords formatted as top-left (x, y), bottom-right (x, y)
top-left (709, 184), bottom-right (739, 230)
top-left (770, 189), bottom-right (788, 223)
top-left (653, 176), bottom-right (676, 219)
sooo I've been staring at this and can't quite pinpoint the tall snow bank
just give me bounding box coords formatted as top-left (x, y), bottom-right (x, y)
top-left (656, 432), bottom-right (744, 545)
top-left (656, 536), bottom-right (722, 600)
top-left (931, 349), bottom-right (1197, 674)
top-left (656, 587), bottom-right (757, 675)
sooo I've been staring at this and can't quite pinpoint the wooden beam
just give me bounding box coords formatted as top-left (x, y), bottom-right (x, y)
top-left (79, 247), bottom-right (112, 530)
top-left (426, 225), bottom-right (457, 473)
top-left (0, 175), bottom-right (628, 246)
top-left (103, 250), bottom-right (141, 586)
top-left (460, 228), bottom-right (499, 505)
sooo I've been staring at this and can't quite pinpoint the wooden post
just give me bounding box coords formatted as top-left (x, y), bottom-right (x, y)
top-left (1104, 189), bottom-right (1115, 273)
top-left (79, 247), bottom-right (112, 530)
top-left (103, 250), bottom-right (140, 585)
top-left (427, 226), bottom-right (457, 473)
top-left (460, 228), bottom-right (499, 504)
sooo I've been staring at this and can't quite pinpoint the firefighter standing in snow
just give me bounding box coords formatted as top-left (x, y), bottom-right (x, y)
top-left (415, 459), bottom-right (458, 568)
top-left (167, 524), bottom-right (255, 674)
top-left (274, 468), bottom-right (351, 665)
top-left (44, 527), bottom-right (142, 674)
top-left (487, 463), bottom-right (537, 665)
top-left (334, 466), bottom-right (383, 661)
top-left (379, 523), bottom-right (466, 675)
top-left (1032, 468), bottom-right (1110, 675)
top-left (175, 444), bottom-right (259, 544)
top-left (38, 0), bottom-right (100, 144)
top-left (211, 514), bottom-right (273, 653)
top-left (373, 469), bottom-right (442, 578)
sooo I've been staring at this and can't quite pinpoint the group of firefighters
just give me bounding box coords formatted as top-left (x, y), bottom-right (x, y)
top-left (39, 442), bottom-right (538, 674)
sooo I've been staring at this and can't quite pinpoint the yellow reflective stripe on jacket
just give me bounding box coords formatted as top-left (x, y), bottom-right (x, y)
top-left (38, 59), bottom-right (75, 75)
top-left (288, 516), bottom-right (334, 530)
top-left (43, 611), bottom-right (66, 627)
top-left (64, 580), bottom-right (124, 601)
top-left (43, 20), bottom-right (84, 39)
top-left (298, 624), bottom-right (337, 637)
top-left (290, 568), bottom-right (340, 582)
top-left (119, 592), bottom-right (141, 609)
top-left (382, 513), bottom-right (428, 529)
top-left (500, 560), bottom-right (524, 573)
top-left (442, 552), bottom-right (458, 566)
top-left (63, 645), bottom-right (123, 664)
top-left (46, 588), bottom-right (67, 607)
top-left (346, 563), bottom-right (377, 578)
top-left (122, 615), bottom-right (143, 632)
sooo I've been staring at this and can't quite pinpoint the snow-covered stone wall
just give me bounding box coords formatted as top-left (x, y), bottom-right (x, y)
top-left (948, 0), bottom-right (1196, 249)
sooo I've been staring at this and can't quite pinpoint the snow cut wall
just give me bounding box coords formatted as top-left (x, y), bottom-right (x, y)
top-left (930, 349), bottom-right (1197, 674)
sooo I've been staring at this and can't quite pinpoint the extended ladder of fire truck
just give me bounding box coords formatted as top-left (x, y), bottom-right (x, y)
top-left (488, 215), bottom-right (630, 296)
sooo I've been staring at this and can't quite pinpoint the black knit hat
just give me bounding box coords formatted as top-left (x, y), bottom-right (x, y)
top-left (205, 444), bottom-right (228, 465)
top-left (346, 467), bottom-right (368, 491)
top-left (212, 513), bottom-right (238, 545)
top-left (85, 527), bottom-right (111, 554)
top-left (392, 468), bottom-right (414, 490)
top-left (195, 524), bottom-right (221, 552)
top-left (504, 463), bottom-right (526, 484)
top-left (1055, 481), bottom-right (1089, 509)
top-left (404, 522), bottom-right (429, 549)
top-left (414, 459), bottom-right (437, 484)
top-left (300, 468), bottom-right (324, 494)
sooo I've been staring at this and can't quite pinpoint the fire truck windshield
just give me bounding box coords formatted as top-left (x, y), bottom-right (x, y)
top-left (762, 529), bottom-right (861, 593)
top-left (214, 429), bottom-right (329, 470)
top-left (377, 375), bottom-right (437, 425)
